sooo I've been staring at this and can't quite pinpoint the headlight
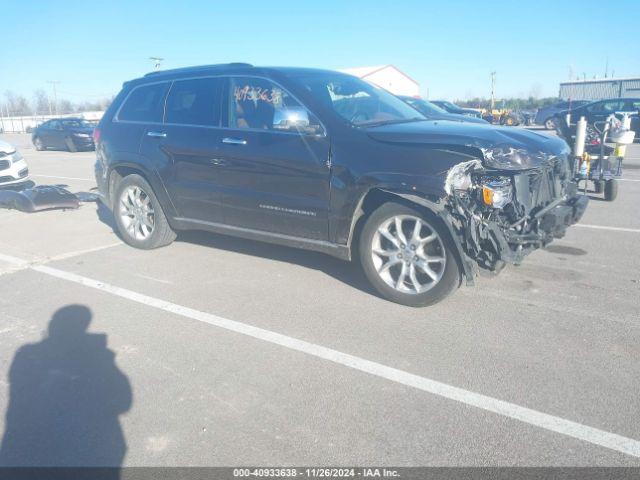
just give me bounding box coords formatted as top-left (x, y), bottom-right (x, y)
top-left (482, 146), bottom-right (548, 170)
top-left (481, 177), bottom-right (512, 209)
top-left (444, 159), bottom-right (482, 195)
top-left (11, 151), bottom-right (23, 163)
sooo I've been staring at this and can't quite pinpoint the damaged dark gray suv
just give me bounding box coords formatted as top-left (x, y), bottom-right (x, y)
top-left (95, 63), bottom-right (588, 307)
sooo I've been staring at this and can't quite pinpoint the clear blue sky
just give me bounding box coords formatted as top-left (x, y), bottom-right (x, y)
top-left (2, 0), bottom-right (639, 102)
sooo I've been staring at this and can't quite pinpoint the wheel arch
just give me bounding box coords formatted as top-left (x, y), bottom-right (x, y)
top-left (106, 163), bottom-right (177, 218)
top-left (346, 187), bottom-right (475, 285)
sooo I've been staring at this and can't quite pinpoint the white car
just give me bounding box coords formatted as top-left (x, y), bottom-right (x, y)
top-left (0, 140), bottom-right (29, 187)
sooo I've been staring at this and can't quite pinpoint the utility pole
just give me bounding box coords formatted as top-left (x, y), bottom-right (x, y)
top-left (604, 57), bottom-right (609, 78)
top-left (490, 71), bottom-right (496, 111)
top-left (149, 57), bottom-right (164, 70)
top-left (46, 81), bottom-right (60, 115)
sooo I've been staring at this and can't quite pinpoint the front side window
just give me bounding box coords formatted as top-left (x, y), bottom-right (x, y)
top-left (226, 77), bottom-right (322, 134)
top-left (290, 73), bottom-right (425, 127)
top-left (118, 82), bottom-right (169, 123)
top-left (165, 78), bottom-right (222, 126)
top-left (624, 100), bottom-right (640, 111)
top-left (588, 100), bottom-right (622, 113)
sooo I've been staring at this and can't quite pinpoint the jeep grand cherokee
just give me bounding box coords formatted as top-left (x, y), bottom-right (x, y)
top-left (95, 63), bottom-right (588, 307)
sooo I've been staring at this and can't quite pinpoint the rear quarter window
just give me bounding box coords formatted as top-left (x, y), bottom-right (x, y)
top-left (117, 82), bottom-right (169, 123)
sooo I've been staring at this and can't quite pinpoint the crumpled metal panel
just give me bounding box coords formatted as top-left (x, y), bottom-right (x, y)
top-left (0, 185), bottom-right (80, 212)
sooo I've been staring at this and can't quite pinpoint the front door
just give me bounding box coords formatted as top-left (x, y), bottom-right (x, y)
top-left (216, 76), bottom-right (331, 240)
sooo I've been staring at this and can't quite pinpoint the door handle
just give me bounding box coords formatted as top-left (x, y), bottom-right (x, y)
top-left (208, 158), bottom-right (228, 166)
top-left (222, 137), bottom-right (247, 145)
top-left (147, 131), bottom-right (167, 138)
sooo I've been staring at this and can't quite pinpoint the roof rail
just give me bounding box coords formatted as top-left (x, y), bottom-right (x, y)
top-left (144, 63), bottom-right (253, 77)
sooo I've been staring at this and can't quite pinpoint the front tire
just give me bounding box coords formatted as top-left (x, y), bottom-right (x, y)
top-left (544, 118), bottom-right (556, 130)
top-left (34, 137), bottom-right (44, 151)
top-left (113, 174), bottom-right (176, 249)
top-left (358, 202), bottom-right (461, 307)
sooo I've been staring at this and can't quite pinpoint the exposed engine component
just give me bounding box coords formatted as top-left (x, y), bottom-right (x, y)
top-left (443, 151), bottom-right (588, 273)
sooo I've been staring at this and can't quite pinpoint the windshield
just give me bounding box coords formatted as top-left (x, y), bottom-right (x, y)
top-left (439, 101), bottom-right (459, 111)
top-left (290, 73), bottom-right (426, 127)
top-left (61, 120), bottom-right (93, 129)
top-left (405, 98), bottom-right (448, 116)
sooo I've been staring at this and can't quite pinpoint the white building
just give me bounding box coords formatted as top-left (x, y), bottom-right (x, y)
top-left (340, 65), bottom-right (420, 97)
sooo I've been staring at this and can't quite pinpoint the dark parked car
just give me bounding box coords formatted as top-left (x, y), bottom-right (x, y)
top-left (555, 98), bottom-right (640, 137)
top-left (431, 100), bottom-right (482, 118)
top-left (32, 118), bottom-right (95, 152)
top-left (95, 63), bottom-right (587, 307)
top-left (534, 100), bottom-right (590, 129)
top-left (398, 96), bottom-right (488, 124)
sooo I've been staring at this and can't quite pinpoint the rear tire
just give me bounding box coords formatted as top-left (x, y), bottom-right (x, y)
top-left (604, 179), bottom-right (618, 201)
top-left (544, 118), bottom-right (556, 130)
top-left (358, 202), bottom-right (461, 307)
top-left (593, 180), bottom-right (603, 193)
top-left (113, 174), bottom-right (176, 249)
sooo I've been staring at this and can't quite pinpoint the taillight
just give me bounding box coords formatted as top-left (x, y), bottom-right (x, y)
top-left (93, 127), bottom-right (101, 143)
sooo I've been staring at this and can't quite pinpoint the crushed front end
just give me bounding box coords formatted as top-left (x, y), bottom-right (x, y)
top-left (443, 147), bottom-right (588, 274)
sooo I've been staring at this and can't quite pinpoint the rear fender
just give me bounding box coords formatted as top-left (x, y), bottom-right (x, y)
top-left (106, 158), bottom-right (177, 218)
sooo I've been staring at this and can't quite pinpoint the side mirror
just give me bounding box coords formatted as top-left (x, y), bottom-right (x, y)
top-left (273, 107), bottom-right (323, 135)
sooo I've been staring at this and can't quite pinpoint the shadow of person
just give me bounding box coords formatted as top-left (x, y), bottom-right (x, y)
top-left (0, 305), bottom-right (132, 474)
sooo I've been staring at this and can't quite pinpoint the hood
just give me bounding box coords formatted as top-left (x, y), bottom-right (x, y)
top-left (0, 140), bottom-right (16, 154)
top-left (427, 113), bottom-right (487, 125)
top-left (366, 119), bottom-right (568, 155)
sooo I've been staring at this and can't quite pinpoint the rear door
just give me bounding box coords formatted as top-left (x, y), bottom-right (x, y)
top-left (144, 76), bottom-right (226, 223)
top-left (110, 81), bottom-right (171, 205)
top-left (45, 120), bottom-right (64, 148)
top-left (216, 76), bottom-right (331, 240)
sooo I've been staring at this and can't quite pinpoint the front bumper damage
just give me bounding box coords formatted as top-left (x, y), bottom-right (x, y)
top-left (443, 154), bottom-right (588, 279)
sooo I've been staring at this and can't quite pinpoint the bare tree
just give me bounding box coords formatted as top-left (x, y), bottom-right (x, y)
top-left (58, 99), bottom-right (74, 114)
top-left (33, 89), bottom-right (51, 115)
top-left (4, 91), bottom-right (33, 116)
top-left (529, 83), bottom-right (543, 100)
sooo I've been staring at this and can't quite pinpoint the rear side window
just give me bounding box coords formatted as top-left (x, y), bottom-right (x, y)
top-left (117, 82), bottom-right (169, 123)
top-left (165, 78), bottom-right (222, 126)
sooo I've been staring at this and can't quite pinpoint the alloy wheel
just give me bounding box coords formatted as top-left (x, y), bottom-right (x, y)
top-left (371, 215), bottom-right (446, 294)
top-left (119, 185), bottom-right (155, 241)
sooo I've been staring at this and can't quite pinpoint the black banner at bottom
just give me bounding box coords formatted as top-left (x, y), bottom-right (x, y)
top-left (1, 467), bottom-right (640, 480)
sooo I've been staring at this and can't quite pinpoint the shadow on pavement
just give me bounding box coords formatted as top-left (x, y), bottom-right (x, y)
top-left (0, 305), bottom-right (132, 477)
top-left (177, 230), bottom-right (377, 298)
top-left (95, 204), bottom-right (377, 298)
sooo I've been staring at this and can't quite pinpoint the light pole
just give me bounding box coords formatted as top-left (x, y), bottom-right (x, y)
top-left (490, 71), bottom-right (496, 111)
top-left (46, 81), bottom-right (60, 115)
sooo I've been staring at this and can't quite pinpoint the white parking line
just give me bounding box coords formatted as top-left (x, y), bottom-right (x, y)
top-left (0, 252), bottom-right (639, 458)
top-left (30, 174), bottom-right (94, 182)
top-left (0, 242), bottom-right (121, 275)
top-left (575, 224), bottom-right (640, 233)
top-left (618, 178), bottom-right (640, 182)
